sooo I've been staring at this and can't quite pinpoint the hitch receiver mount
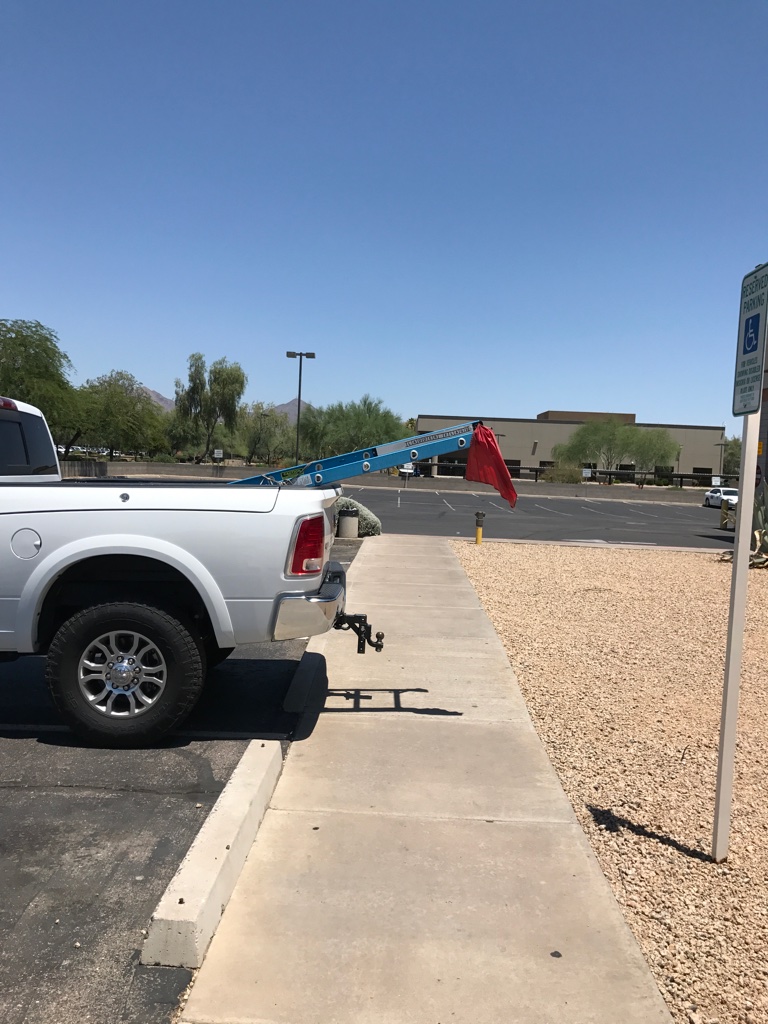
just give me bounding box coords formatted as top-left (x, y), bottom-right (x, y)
top-left (334, 613), bottom-right (385, 654)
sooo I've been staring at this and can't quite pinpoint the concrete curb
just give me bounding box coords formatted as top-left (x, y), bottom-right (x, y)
top-left (141, 739), bottom-right (283, 969)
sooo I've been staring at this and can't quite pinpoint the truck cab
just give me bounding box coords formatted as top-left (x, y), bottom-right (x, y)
top-left (0, 397), bottom-right (61, 484)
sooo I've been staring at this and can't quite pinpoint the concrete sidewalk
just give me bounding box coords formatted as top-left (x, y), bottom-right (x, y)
top-left (181, 535), bottom-right (671, 1024)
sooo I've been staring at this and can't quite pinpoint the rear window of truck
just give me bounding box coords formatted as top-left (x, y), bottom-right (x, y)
top-left (0, 410), bottom-right (57, 476)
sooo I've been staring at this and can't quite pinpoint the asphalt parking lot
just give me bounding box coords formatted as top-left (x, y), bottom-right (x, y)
top-left (0, 538), bottom-right (360, 1024)
top-left (345, 484), bottom-right (734, 549)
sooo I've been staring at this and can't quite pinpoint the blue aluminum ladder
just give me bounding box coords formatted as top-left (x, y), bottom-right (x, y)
top-left (229, 421), bottom-right (479, 487)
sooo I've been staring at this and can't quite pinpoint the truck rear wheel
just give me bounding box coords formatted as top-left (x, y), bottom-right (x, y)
top-left (46, 603), bottom-right (205, 747)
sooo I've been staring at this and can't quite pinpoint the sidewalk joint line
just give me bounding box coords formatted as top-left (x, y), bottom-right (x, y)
top-left (268, 806), bottom-right (576, 825)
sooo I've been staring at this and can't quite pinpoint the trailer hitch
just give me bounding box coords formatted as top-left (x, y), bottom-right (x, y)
top-left (334, 613), bottom-right (385, 654)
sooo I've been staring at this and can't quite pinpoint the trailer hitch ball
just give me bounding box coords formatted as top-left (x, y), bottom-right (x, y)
top-left (475, 510), bottom-right (485, 545)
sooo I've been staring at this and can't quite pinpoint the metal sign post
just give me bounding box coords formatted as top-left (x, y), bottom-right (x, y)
top-left (712, 412), bottom-right (760, 861)
top-left (712, 264), bottom-right (768, 862)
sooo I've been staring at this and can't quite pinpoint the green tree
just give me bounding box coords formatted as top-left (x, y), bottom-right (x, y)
top-left (723, 435), bottom-right (741, 476)
top-left (175, 353), bottom-right (247, 461)
top-left (240, 403), bottom-right (293, 465)
top-left (53, 386), bottom-right (95, 458)
top-left (211, 417), bottom-right (246, 461)
top-left (298, 403), bottom-right (331, 459)
top-left (300, 395), bottom-right (405, 460)
top-left (552, 419), bottom-right (635, 472)
top-left (627, 428), bottom-right (678, 485)
top-left (163, 407), bottom-right (203, 460)
top-left (553, 420), bottom-right (677, 482)
top-left (0, 319), bottom-right (75, 433)
top-left (81, 371), bottom-right (164, 459)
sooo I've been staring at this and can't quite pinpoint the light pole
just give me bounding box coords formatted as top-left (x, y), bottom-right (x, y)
top-left (286, 351), bottom-right (315, 464)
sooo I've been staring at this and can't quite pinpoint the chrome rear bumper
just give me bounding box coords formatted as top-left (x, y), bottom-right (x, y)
top-left (272, 561), bottom-right (346, 641)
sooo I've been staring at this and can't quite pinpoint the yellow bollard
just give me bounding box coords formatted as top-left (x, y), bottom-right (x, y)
top-left (475, 510), bottom-right (485, 544)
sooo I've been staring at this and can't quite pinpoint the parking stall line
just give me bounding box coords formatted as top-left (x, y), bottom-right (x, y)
top-left (629, 501), bottom-right (708, 521)
top-left (395, 495), bottom-right (457, 508)
top-left (534, 504), bottom-right (572, 516)
top-left (579, 504), bottom-right (648, 522)
top-left (439, 496), bottom-right (490, 509)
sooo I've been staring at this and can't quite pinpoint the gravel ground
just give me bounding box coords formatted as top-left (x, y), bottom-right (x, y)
top-left (452, 540), bottom-right (768, 1024)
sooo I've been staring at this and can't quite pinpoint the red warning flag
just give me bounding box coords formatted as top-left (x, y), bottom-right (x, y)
top-left (464, 424), bottom-right (518, 509)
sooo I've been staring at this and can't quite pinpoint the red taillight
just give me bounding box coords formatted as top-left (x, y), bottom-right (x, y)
top-left (0, 397), bottom-right (18, 411)
top-left (289, 515), bottom-right (325, 576)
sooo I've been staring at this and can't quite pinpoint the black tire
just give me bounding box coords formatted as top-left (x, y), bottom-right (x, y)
top-left (46, 602), bottom-right (205, 747)
top-left (704, 498), bottom-right (710, 507)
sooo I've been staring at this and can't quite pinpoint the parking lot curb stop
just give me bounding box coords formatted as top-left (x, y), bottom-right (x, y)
top-left (141, 739), bottom-right (283, 969)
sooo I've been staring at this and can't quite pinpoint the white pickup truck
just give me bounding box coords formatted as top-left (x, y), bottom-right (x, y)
top-left (0, 397), bottom-right (380, 747)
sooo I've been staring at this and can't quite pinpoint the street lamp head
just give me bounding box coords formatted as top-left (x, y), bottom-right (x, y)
top-left (306, 352), bottom-right (316, 359)
top-left (286, 351), bottom-right (297, 358)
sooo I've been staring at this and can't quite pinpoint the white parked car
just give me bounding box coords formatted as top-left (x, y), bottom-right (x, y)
top-left (704, 487), bottom-right (739, 508)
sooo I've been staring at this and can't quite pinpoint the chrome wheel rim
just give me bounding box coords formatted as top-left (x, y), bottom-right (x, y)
top-left (77, 630), bottom-right (167, 717)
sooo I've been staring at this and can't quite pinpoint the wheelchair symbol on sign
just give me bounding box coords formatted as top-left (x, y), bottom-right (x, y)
top-left (744, 314), bottom-right (760, 354)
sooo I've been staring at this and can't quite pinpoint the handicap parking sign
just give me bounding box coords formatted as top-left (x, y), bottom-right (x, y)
top-left (744, 314), bottom-right (760, 354)
top-left (734, 265), bottom-right (768, 416)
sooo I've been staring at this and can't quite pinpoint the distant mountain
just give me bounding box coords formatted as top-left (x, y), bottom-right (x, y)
top-left (273, 398), bottom-right (312, 424)
top-left (143, 387), bottom-right (175, 412)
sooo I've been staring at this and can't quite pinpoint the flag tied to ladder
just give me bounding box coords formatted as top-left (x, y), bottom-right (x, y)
top-left (464, 424), bottom-right (518, 509)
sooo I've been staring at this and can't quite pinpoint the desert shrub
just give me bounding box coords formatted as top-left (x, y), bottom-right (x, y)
top-left (335, 495), bottom-right (382, 537)
top-left (541, 462), bottom-right (584, 484)
top-left (150, 453), bottom-right (176, 463)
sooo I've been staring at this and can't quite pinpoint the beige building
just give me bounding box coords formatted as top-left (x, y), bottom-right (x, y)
top-left (416, 410), bottom-right (727, 482)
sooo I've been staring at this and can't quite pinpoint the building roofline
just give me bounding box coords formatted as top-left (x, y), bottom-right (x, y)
top-left (417, 414), bottom-right (726, 432)
top-left (635, 421), bottom-right (725, 432)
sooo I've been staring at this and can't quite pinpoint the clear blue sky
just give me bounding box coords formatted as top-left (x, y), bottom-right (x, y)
top-left (3, 1), bottom-right (765, 436)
